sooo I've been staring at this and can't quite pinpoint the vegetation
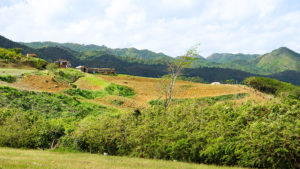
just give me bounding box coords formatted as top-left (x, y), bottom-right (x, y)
top-left (104, 83), bottom-right (135, 97)
top-left (0, 47), bottom-right (47, 69)
top-left (52, 68), bottom-right (84, 84)
top-left (0, 75), bottom-right (16, 83)
top-left (244, 77), bottom-right (300, 99)
top-left (0, 75), bottom-right (298, 168)
top-left (148, 93), bottom-right (249, 106)
top-left (2, 36), bottom-right (300, 85)
top-left (72, 97), bottom-right (299, 169)
top-left (64, 88), bottom-right (106, 99)
top-left (0, 148), bottom-right (244, 169)
top-left (0, 86), bottom-right (116, 149)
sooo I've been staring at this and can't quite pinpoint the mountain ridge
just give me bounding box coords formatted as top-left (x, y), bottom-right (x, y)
top-left (1, 35), bottom-right (300, 85)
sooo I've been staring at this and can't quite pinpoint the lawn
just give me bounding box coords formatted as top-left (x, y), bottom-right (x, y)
top-left (0, 147), bottom-right (245, 169)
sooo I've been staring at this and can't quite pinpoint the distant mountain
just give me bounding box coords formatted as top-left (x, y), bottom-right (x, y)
top-left (255, 47), bottom-right (300, 73)
top-left (21, 41), bottom-right (172, 64)
top-left (0, 35), bottom-right (35, 54)
top-left (207, 53), bottom-right (258, 63)
top-left (1, 35), bottom-right (300, 85)
top-left (21, 41), bottom-right (106, 53)
top-left (36, 47), bottom-right (81, 66)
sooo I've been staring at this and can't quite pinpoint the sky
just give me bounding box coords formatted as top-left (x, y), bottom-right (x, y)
top-left (0, 0), bottom-right (300, 57)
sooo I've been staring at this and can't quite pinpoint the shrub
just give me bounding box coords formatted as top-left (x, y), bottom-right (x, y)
top-left (73, 98), bottom-right (300, 168)
top-left (25, 58), bottom-right (48, 69)
top-left (64, 88), bottom-right (106, 99)
top-left (0, 75), bottom-right (16, 83)
top-left (53, 68), bottom-right (84, 84)
top-left (104, 83), bottom-right (135, 97)
top-left (244, 77), bottom-right (300, 99)
top-left (46, 63), bottom-right (59, 71)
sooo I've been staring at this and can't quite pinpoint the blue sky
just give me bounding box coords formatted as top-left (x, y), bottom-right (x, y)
top-left (0, 0), bottom-right (299, 57)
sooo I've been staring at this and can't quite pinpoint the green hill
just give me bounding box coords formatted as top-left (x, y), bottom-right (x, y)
top-left (207, 53), bottom-right (258, 63)
top-left (255, 47), bottom-right (300, 73)
top-left (1, 35), bottom-right (300, 85)
top-left (22, 41), bottom-right (172, 64)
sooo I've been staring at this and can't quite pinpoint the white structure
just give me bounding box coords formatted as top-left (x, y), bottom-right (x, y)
top-left (211, 82), bottom-right (221, 85)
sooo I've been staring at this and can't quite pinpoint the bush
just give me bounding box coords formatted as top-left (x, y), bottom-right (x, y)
top-left (0, 86), bottom-right (116, 149)
top-left (73, 98), bottom-right (300, 168)
top-left (104, 83), bottom-right (135, 97)
top-left (46, 63), bottom-right (59, 71)
top-left (64, 88), bottom-right (106, 99)
top-left (25, 58), bottom-right (48, 69)
top-left (244, 77), bottom-right (300, 99)
top-left (53, 68), bottom-right (84, 84)
top-left (0, 48), bottom-right (22, 63)
top-left (0, 75), bottom-right (16, 83)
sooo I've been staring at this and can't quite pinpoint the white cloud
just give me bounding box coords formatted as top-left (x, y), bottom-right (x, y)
top-left (0, 0), bottom-right (299, 57)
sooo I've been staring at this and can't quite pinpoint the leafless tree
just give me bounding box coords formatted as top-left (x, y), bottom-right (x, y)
top-left (160, 45), bottom-right (199, 111)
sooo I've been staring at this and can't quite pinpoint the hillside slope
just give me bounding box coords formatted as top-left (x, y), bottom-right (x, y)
top-left (255, 47), bottom-right (300, 73)
top-left (207, 53), bottom-right (258, 63)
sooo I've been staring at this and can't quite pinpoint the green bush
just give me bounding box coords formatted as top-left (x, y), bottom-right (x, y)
top-left (0, 86), bottom-right (116, 149)
top-left (0, 75), bottom-right (16, 83)
top-left (53, 68), bottom-right (84, 84)
top-left (104, 83), bottom-right (135, 97)
top-left (73, 98), bottom-right (299, 168)
top-left (0, 48), bottom-right (22, 63)
top-left (244, 77), bottom-right (300, 99)
top-left (46, 63), bottom-right (59, 71)
top-left (64, 88), bottom-right (106, 99)
top-left (25, 57), bottom-right (48, 69)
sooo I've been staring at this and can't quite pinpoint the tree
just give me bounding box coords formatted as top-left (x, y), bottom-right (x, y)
top-left (160, 45), bottom-right (199, 110)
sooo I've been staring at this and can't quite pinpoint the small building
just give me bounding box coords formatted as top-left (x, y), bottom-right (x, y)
top-left (26, 53), bottom-right (37, 57)
top-left (76, 65), bottom-right (115, 75)
top-left (54, 59), bottom-right (71, 68)
top-left (76, 65), bottom-right (88, 72)
top-left (88, 68), bottom-right (115, 74)
top-left (211, 82), bottom-right (221, 85)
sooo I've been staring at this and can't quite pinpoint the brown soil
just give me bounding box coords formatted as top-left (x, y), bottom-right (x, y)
top-left (20, 75), bottom-right (70, 92)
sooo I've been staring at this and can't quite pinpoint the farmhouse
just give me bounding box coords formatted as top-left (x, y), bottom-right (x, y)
top-left (76, 65), bottom-right (115, 74)
top-left (55, 59), bottom-right (71, 68)
top-left (76, 65), bottom-right (88, 72)
top-left (26, 53), bottom-right (37, 57)
top-left (88, 68), bottom-right (115, 74)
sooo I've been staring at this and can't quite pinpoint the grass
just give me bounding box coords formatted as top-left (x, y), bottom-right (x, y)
top-left (97, 74), bottom-right (267, 108)
top-left (0, 68), bottom-right (36, 76)
top-left (0, 147), bottom-right (245, 169)
top-left (75, 75), bottom-right (110, 90)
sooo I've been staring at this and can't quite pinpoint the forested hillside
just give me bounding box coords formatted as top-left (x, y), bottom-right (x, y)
top-left (1, 35), bottom-right (300, 85)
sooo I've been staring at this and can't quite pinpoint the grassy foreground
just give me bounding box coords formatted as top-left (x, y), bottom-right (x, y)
top-left (0, 148), bottom-right (244, 169)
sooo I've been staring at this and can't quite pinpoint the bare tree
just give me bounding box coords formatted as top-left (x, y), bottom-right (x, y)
top-left (160, 45), bottom-right (199, 110)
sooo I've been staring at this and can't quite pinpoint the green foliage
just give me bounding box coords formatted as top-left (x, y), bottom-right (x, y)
top-left (104, 83), bottom-right (135, 97)
top-left (72, 98), bottom-right (300, 169)
top-left (0, 48), bottom-right (23, 62)
top-left (24, 57), bottom-right (48, 69)
top-left (0, 86), bottom-right (115, 149)
top-left (148, 93), bottom-right (248, 106)
top-left (53, 68), bottom-right (84, 84)
top-left (0, 48), bottom-right (48, 69)
top-left (177, 76), bottom-right (207, 83)
top-left (46, 63), bottom-right (59, 71)
top-left (64, 88), bottom-right (106, 99)
top-left (244, 77), bottom-right (300, 99)
top-left (0, 75), bottom-right (16, 83)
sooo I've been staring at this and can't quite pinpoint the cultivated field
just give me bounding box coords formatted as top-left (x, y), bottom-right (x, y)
top-left (0, 148), bottom-right (245, 169)
top-left (97, 74), bottom-right (269, 109)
